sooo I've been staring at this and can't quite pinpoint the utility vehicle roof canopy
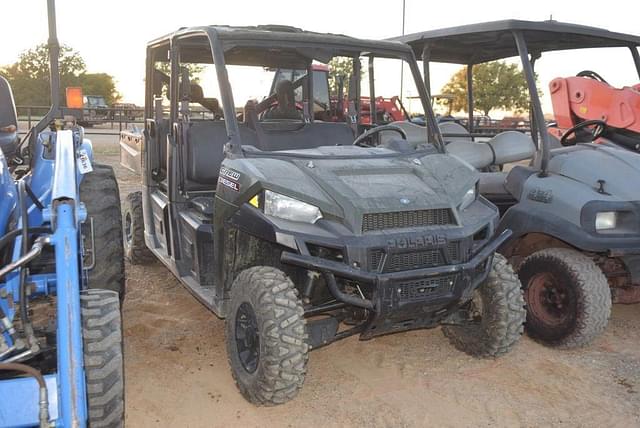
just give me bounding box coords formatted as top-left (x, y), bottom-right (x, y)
top-left (395, 20), bottom-right (640, 65)
top-left (150, 24), bottom-right (414, 65)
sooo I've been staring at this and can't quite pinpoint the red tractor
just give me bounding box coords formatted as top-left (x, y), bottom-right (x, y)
top-left (270, 63), bottom-right (407, 125)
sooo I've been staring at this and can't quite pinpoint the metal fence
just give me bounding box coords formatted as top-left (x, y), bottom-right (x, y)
top-left (16, 106), bottom-right (146, 136)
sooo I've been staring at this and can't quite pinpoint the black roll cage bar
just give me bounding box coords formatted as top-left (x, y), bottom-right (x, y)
top-left (145, 26), bottom-right (446, 157)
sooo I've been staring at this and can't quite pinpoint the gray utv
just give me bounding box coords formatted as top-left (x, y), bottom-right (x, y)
top-left (397, 20), bottom-right (640, 348)
top-left (121, 25), bottom-right (525, 405)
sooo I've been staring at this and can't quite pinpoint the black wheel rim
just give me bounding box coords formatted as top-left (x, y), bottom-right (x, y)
top-left (526, 272), bottom-right (576, 328)
top-left (235, 302), bottom-right (260, 373)
top-left (124, 212), bottom-right (133, 244)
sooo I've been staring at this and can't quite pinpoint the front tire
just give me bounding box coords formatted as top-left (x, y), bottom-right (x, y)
top-left (122, 191), bottom-right (154, 265)
top-left (81, 289), bottom-right (125, 428)
top-left (518, 248), bottom-right (611, 348)
top-left (443, 253), bottom-right (526, 357)
top-left (80, 163), bottom-right (125, 298)
top-left (225, 266), bottom-right (309, 405)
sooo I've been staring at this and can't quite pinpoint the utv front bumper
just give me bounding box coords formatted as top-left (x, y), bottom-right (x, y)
top-left (282, 229), bottom-right (511, 338)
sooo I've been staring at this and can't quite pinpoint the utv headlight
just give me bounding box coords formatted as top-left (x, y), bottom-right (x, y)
top-left (595, 211), bottom-right (617, 230)
top-left (458, 184), bottom-right (477, 211)
top-left (264, 190), bottom-right (323, 224)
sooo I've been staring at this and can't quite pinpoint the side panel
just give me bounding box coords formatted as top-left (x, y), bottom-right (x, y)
top-left (0, 375), bottom-right (58, 427)
top-left (149, 190), bottom-right (171, 256)
top-left (119, 129), bottom-right (143, 174)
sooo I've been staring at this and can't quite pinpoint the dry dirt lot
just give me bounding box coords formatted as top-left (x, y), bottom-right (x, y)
top-left (89, 133), bottom-right (640, 428)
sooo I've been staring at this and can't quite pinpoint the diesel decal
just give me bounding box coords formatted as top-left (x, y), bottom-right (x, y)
top-left (387, 235), bottom-right (446, 249)
top-left (218, 176), bottom-right (240, 192)
top-left (220, 167), bottom-right (241, 181)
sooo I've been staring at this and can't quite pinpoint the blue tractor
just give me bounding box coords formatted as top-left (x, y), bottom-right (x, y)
top-left (0, 1), bottom-right (125, 426)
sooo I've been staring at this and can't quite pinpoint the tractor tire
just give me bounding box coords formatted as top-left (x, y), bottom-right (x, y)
top-left (518, 248), bottom-right (611, 348)
top-left (122, 191), bottom-right (154, 265)
top-left (81, 289), bottom-right (124, 428)
top-left (225, 266), bottom-right (309, 406)
top-left (443, 254), bottom-right (526, 358)
top-left (80, 163), bottom-right (125, 299)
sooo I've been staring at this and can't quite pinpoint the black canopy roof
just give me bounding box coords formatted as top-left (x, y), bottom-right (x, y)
top-left (149, 25), bottom-right (412, 66)
top-left (393, 20), bottom-right (640, 64)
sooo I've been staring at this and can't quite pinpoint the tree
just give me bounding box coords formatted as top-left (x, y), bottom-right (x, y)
top-left (439, 61), bottom-right (531, 117)
top-left (0, 43), bottom-right (120, 106)
top-left (328, 57), bottom-right (354, 97)
top-left (78, 73), bottom-right (119, 106)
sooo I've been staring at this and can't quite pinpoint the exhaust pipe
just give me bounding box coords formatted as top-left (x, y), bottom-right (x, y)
top-left (34, 0), bottom-right (61, 133)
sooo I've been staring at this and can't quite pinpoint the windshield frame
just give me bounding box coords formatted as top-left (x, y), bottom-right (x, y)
top-left (165, 28), bottom-right (445, 157)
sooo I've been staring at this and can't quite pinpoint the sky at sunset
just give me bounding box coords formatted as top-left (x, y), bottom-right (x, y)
top-left (1, 0), bottom-right (638, 114)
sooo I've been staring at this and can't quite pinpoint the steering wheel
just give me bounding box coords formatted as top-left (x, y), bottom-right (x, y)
top-left (560, 119), bottom-right (607, 146)
top-left (352, 124), bottom-right (407, 148)
top-left (576, 70), bottom-right (609, 85)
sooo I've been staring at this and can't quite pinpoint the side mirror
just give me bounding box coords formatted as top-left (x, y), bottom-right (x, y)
top-left (0, 77), bottom-right (17, 131)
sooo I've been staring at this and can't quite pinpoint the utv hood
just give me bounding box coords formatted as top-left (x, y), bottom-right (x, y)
top-left (548, 144), bottom-right (640, 201)
top-left (232, 146), bottom-right (479, 234)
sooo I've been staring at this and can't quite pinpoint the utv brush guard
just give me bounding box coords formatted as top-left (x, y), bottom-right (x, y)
top-left (283, 229), bottom-right (511, 342)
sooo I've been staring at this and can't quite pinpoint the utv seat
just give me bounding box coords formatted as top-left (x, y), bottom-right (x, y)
top-left (447, 131), bottom-right (536, 170)
top-left (439, 121), bottom-right (473, 143)
top-left (184, 120), bottom-right (354, 190)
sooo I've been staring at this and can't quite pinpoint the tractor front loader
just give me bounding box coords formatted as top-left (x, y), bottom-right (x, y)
top-left (0, 1), bottom-right (125, 427)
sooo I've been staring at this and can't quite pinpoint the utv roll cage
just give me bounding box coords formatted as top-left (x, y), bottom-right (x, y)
top-left (145, 25), bottom-right (445, 157)
top-left (393, 20), bottom-right (640, 175)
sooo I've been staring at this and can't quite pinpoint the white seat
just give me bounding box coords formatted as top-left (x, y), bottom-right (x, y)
top-left (448, 131), bottom-right (536, 169)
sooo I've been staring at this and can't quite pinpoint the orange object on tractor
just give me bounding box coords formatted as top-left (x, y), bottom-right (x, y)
top-left (548, 71), bottom-right (640, 151)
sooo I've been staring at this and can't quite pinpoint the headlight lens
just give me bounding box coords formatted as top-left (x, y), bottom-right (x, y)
top-left (459, 185), bottom-right (477, 210)
top-left (595, 211), bottom-right (617, 230)
top-left (264, 190), bottom-right (323, 224)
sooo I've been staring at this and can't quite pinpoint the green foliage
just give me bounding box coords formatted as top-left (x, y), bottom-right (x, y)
top-left (439, 61), bottom-right (531, 116)
top-left (0, 43), bottom-right (120, 106)
top-left (156, 62), bottom-right (205, 83)
top-left (78, 73), bottom-right (120, 105)
top-left (328, 57), bottom-right (354, 96)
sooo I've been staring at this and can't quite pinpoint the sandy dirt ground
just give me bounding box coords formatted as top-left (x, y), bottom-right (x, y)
top-left (89, 133), bottom-right (640, 428)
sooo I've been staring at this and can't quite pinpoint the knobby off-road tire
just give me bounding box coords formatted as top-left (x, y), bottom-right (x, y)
top-left (80, 163), bottom-right (125, 299)
top-left (81, 289), bottom-right (125, 428)
top-left (443, 254), bottom-right (526, 357)
top-left (122, 191), bottom-right (154, 265)
top-left (225, 266), bottom-right (309, 406)
top-left (518, 248), bottom-right (611, 348)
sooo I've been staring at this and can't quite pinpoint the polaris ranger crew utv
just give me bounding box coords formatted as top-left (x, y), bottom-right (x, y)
top-left (397, 20), bottom-right (640, 349)
top-left (122, 25), bottom-right (525, 405)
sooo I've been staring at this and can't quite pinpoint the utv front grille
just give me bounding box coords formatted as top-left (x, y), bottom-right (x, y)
top-left (447, 241), bottom-right (462, 263)
top-left (362, 209), bottom-right (454, 233)
top-left (386, 249), bottom-right (443, 272)
top-left (368, 249), bottom-right (385, 271)
top-left (368, 241), bottom-right (463, 272)
top-left (396, 276), bottom-right (456, 302)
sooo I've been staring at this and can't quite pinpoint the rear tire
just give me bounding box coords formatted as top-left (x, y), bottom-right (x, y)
top-left (122, 191), bottom-right (154, 265)
top-left (225, 266), bottom-right (309, 405)
top-left (518, 248), bottom-right (611, 348)
top-left (81, 289), bottom-right (124, 428)
top-left (80, 163), bottom-right (125, 299)
top-left (443, 254), bottom-right (526, 357)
